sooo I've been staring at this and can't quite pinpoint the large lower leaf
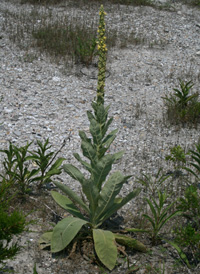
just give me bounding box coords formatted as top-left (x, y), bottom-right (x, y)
top-left (51, 191), bottom-right (87, 220)
top-left (93, 229), bottom-right (117, 270)
top-left (51, 217), bottom-right (88, 253)
top-left (114, 234), bottom-right (148, 253)
top-left (39, 232), bottom-right (52, 249)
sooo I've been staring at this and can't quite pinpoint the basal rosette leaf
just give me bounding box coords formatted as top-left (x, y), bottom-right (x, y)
top-left (93, 229), bottom-right (117, 270)
top-left (51, 217), bottom-right (88, 253)
top-left (39, 232), bottom-right (52, 250)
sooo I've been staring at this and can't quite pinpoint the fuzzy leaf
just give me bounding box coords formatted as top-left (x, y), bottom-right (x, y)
top-left (39, 232), bottom-right (52, 249)
top-left (91, 154), bottom-right (115, 190)
top-left (102, 129), bottom-right (118, 149)
top-left (63, 164), bottom-right (85, 184)
top-left (94, 172), bottom-right (131, 223)
top-left (113, 151), bottom-right (124, 161)
top-left (73, 153), bottom-right (91, 172)
top-left (51, 191), bottom-right (87, 220)
top-left (81, 140), bottom-right (97, 162)
top-left (98, 189), bottom-right (141, 225)
top-left (54, 181), bottom-right (90, 213)
top-left (51, 217), bottom-right (88, 253)
top-left (102, 117), bottom-right (113, 137)
top-left (93, 229), bottom-right (117, 270)
top-left (79, 131), bottom-right (91, 143)
top-left (89, 118), bottom-right (102, 145)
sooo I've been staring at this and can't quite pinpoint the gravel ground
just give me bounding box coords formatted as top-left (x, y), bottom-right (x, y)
top-left (0, 0), bottom-right (200, 273)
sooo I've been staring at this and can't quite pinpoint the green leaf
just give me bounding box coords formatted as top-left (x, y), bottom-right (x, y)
top-left (81, 140), bottom-right (97, 162)
top-left (143, 214), bottom-right (156, 230)
top-left (81, 179), bottom-right (99, 217)
top-left (94, 172), bottom-right (131, 223)
top-left (45, 168), bottom-right (61, 177)
top-left (48, 158), bottom-right (66, 170)
top-left (164, 240), bottom-right (191, 268)
top-left (91, 154), bottom-right (115, 190)
top-left (79, 130), bottom-right (91, 143)
top-left (89, 118), bottom-right (102, 145)
top-left (39, 232), bottom-right (53, 249)
top-left (51, 191), bottom-right (87, 220)
top-left (33, 263), bottom-right (38, 274)
top-left (102, 117), bottom-right (113, 137)
top-left (54, 181), bottom-right (90, 213)
top-left (93, 229), bottom-right (117, 270)
top-left (51, 217), bottom-right (88, 253)
top-left (102, 129), bottom-right (118, 149)
top-left (98, 189), bottom-right (141, 225)
top-left (73, 153), bottom-right (91, 172)
top-left (113, 151), bottom-right (124, 161)
top-left (145, 198), bottom-right (157, 222)
top-left (63, 164), bottom-right (85, 184)
top-left (158, 211), bottom-right (181, 231)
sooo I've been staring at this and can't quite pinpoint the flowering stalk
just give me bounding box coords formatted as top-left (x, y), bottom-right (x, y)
top-left (96, 5), bottom-right (107, 105)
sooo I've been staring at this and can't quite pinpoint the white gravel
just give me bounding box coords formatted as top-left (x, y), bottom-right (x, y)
top-left (0, 0), bottom-right (200, 273)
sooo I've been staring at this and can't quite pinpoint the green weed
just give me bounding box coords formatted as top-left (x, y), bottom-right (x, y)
top-left (0, 179), bottom-right (27, 271)
top-left (163, 80), bottom-right (200, 125)
top-left (185, 143), bottom-right (200, 181)
top-left (126, 190), bottom-right (181, 245)
top-left (0, 139), bottom-right (65, 195)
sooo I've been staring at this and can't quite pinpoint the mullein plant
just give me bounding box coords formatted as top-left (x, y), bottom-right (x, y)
top-left (40, 6), bottom-right (146, 270)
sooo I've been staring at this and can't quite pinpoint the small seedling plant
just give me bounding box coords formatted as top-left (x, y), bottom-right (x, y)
top-left (40, 6), bottom-right (146, 271)
top-left (0, 139), bottom-right (65, 195)
top-left (168, 185), bottom-right (200, 269)
top-left (0, 142), bottom-right (39, 195)
top-left (162, 80), bottom-right (200, 124)
top-left (126, 190), bottom-right (181, 245)
top-left (28, 138), bottom-right (66, 189)
top-left (165, 145), bottom-right (187, 168)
